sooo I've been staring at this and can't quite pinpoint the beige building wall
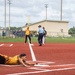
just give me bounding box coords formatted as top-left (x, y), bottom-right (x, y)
top-left (0, 29), bottom-right (3, 36)
top-left (22, 20), bottom-right (69, 37)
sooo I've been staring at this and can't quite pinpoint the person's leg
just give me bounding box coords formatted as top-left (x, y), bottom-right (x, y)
top-left (0, 55), bottom-right (6, 64)
top-left (0, 54), bottom-right (8, 58)
top-left (40, 34), bottom-right (43, 46)
top-left (25, 35), bottom-right (27, 43)
top-left (44, 36), bottom-right (46, 44)
top-left (28, 35), bottom-right (31, 43)
top-left (38, 34), bottom-right (41, 45)
top-left (42, 36), bottom-right (44, 44)
top-left (43, 36), bottom-right (46, 44)
top-left (24, 35), bottom-right (26, 43)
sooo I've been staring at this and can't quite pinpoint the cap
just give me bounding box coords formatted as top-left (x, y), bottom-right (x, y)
top-left (38, 25), bottom-right (41, 27)
top-left (27, 26), bottom-right (29, 29)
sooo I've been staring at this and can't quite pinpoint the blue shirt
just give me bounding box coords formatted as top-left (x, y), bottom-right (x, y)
top-left (38, 27), bottom-right (44, 34)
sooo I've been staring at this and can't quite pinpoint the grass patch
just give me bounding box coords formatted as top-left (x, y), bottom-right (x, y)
top-left (0, 37), bottom-right (24, 42)
top-left (46, 37), bottom-right (75, 43)
top-left (0, 37), bottom-right (75, 43)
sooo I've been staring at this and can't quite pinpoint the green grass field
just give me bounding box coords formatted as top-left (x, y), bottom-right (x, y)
top-left (0, 37), bottom-right (75, 43)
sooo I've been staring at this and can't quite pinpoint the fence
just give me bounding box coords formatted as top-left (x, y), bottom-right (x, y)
top-left (0, 30), bottom-right (75, 38)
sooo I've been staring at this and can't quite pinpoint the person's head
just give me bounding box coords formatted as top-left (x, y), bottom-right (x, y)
top-left (0, 55), bottom-right (6, 64)
top-left (38, 25), bottom-right (41, 28)
top-left (43, 27), bottom-right (45, 29)
top-left (19, 54), bottom-right (27, 60)
top-left (27, 26), bottom-right (29, 30)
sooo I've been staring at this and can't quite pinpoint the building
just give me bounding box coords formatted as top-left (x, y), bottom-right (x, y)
top-left (22, 20), bottom-right (69, 37)
top-left (0, 27), bottom-right (11, 37)
top-left (0, 27), bottom-right (3, 36)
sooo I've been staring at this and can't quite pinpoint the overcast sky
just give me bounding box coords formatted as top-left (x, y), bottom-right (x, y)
top-left (0, 0), bottom-right (75, 28)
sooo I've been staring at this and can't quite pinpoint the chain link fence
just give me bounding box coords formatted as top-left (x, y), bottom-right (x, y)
top-left (0, 30), bottom-right (75, 38)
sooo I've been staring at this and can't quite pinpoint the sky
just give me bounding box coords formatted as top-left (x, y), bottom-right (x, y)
top-left (0, 0), bottom-right (75, 29)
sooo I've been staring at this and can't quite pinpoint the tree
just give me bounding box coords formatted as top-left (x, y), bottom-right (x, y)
top-left (69, 26), bottom-right (75, 37)
top-left (7, 27), bottom-right (22, 31)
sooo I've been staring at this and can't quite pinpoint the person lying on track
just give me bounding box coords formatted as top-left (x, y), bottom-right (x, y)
top-left (0, 53), bottom-right (37, 67)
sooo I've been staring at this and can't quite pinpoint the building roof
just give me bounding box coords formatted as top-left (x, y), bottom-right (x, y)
top-left (23, 20), bottom-right (69, 28)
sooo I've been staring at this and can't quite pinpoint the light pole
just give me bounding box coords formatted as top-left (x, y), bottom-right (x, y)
top-left (4, 0), bottom-right (6, 31)
top-left (8, 0), bottom-right (11, 37)
top-left (8, 0), bottom-right (11, 30)
top-left (60, 0), bottom-right (62, 21)
top-left (45, 4), bottom-right (48, 21)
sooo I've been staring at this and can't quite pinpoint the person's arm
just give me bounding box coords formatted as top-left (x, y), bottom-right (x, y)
top-left (25, 61), bottom-right (38, 66)
top-left (44, 30), bottom-right (47, 35)
top-left (38, 28), bottom-right (40, 34)
top-left (18, 58), bottom-right (29, 67)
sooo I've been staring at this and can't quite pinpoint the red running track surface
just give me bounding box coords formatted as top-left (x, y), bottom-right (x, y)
top-left (0, 42), bottom-right (75, 75)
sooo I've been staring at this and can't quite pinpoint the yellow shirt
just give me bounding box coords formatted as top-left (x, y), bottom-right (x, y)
top-left (25, 30), bottom-right (30, 35)
top-left (6, 55), bottom-right (19, 65)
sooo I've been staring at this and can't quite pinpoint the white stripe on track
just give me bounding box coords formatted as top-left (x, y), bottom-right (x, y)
top-left (0, 44), bottom-right (4, 46)
top-left (10, 44), bottom-right (13, 47)
top-left (7, 65), bottom-right (75, 75)
top-left (27, 38), bottom-right (36, 61)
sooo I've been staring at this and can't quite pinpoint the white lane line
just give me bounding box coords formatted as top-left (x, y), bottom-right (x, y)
top-left (49, 67), bottom-right (75, 72)
top-left (28, 38), bottom-right (55, 65)
top-left (29, 43), bottom-right (36, 61)
top-left (0, 44), bottom-right (4, 46)
top-left (34, 64), bottom-right (49, 67)
top-left (7, 66), bottom-right (75, 75)
top-left (34, 61), bottom-right (55, 67)
top-left (37, 61), bottom-right (55, 65)
top-left (50, 64), bottom-right (75, 67)
top-left (0, 64), bottom-right (21, 67)
top-left (7, 70), bottom-right (50, 75)
top-left (29, 66), bottom-right (75, 74)
top-left (28, 38), bottom-right (36, 61)
top-left (10, 44), bottom-right (13, 47)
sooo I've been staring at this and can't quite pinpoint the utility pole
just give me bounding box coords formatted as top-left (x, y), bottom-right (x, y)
top-left (4, 0), bottom-right (6, 31)
top-left (8, 0), bottom-right (11, 37)
top-left (60, 0), bottom-right (62, 21)
top-left (45, 4), bottom-right (48, 21)
top-left (8, 0), bottom-right (11, 30)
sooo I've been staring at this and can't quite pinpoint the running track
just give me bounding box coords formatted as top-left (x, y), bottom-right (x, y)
top-left (0, 42), bottom-right (75, 75)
